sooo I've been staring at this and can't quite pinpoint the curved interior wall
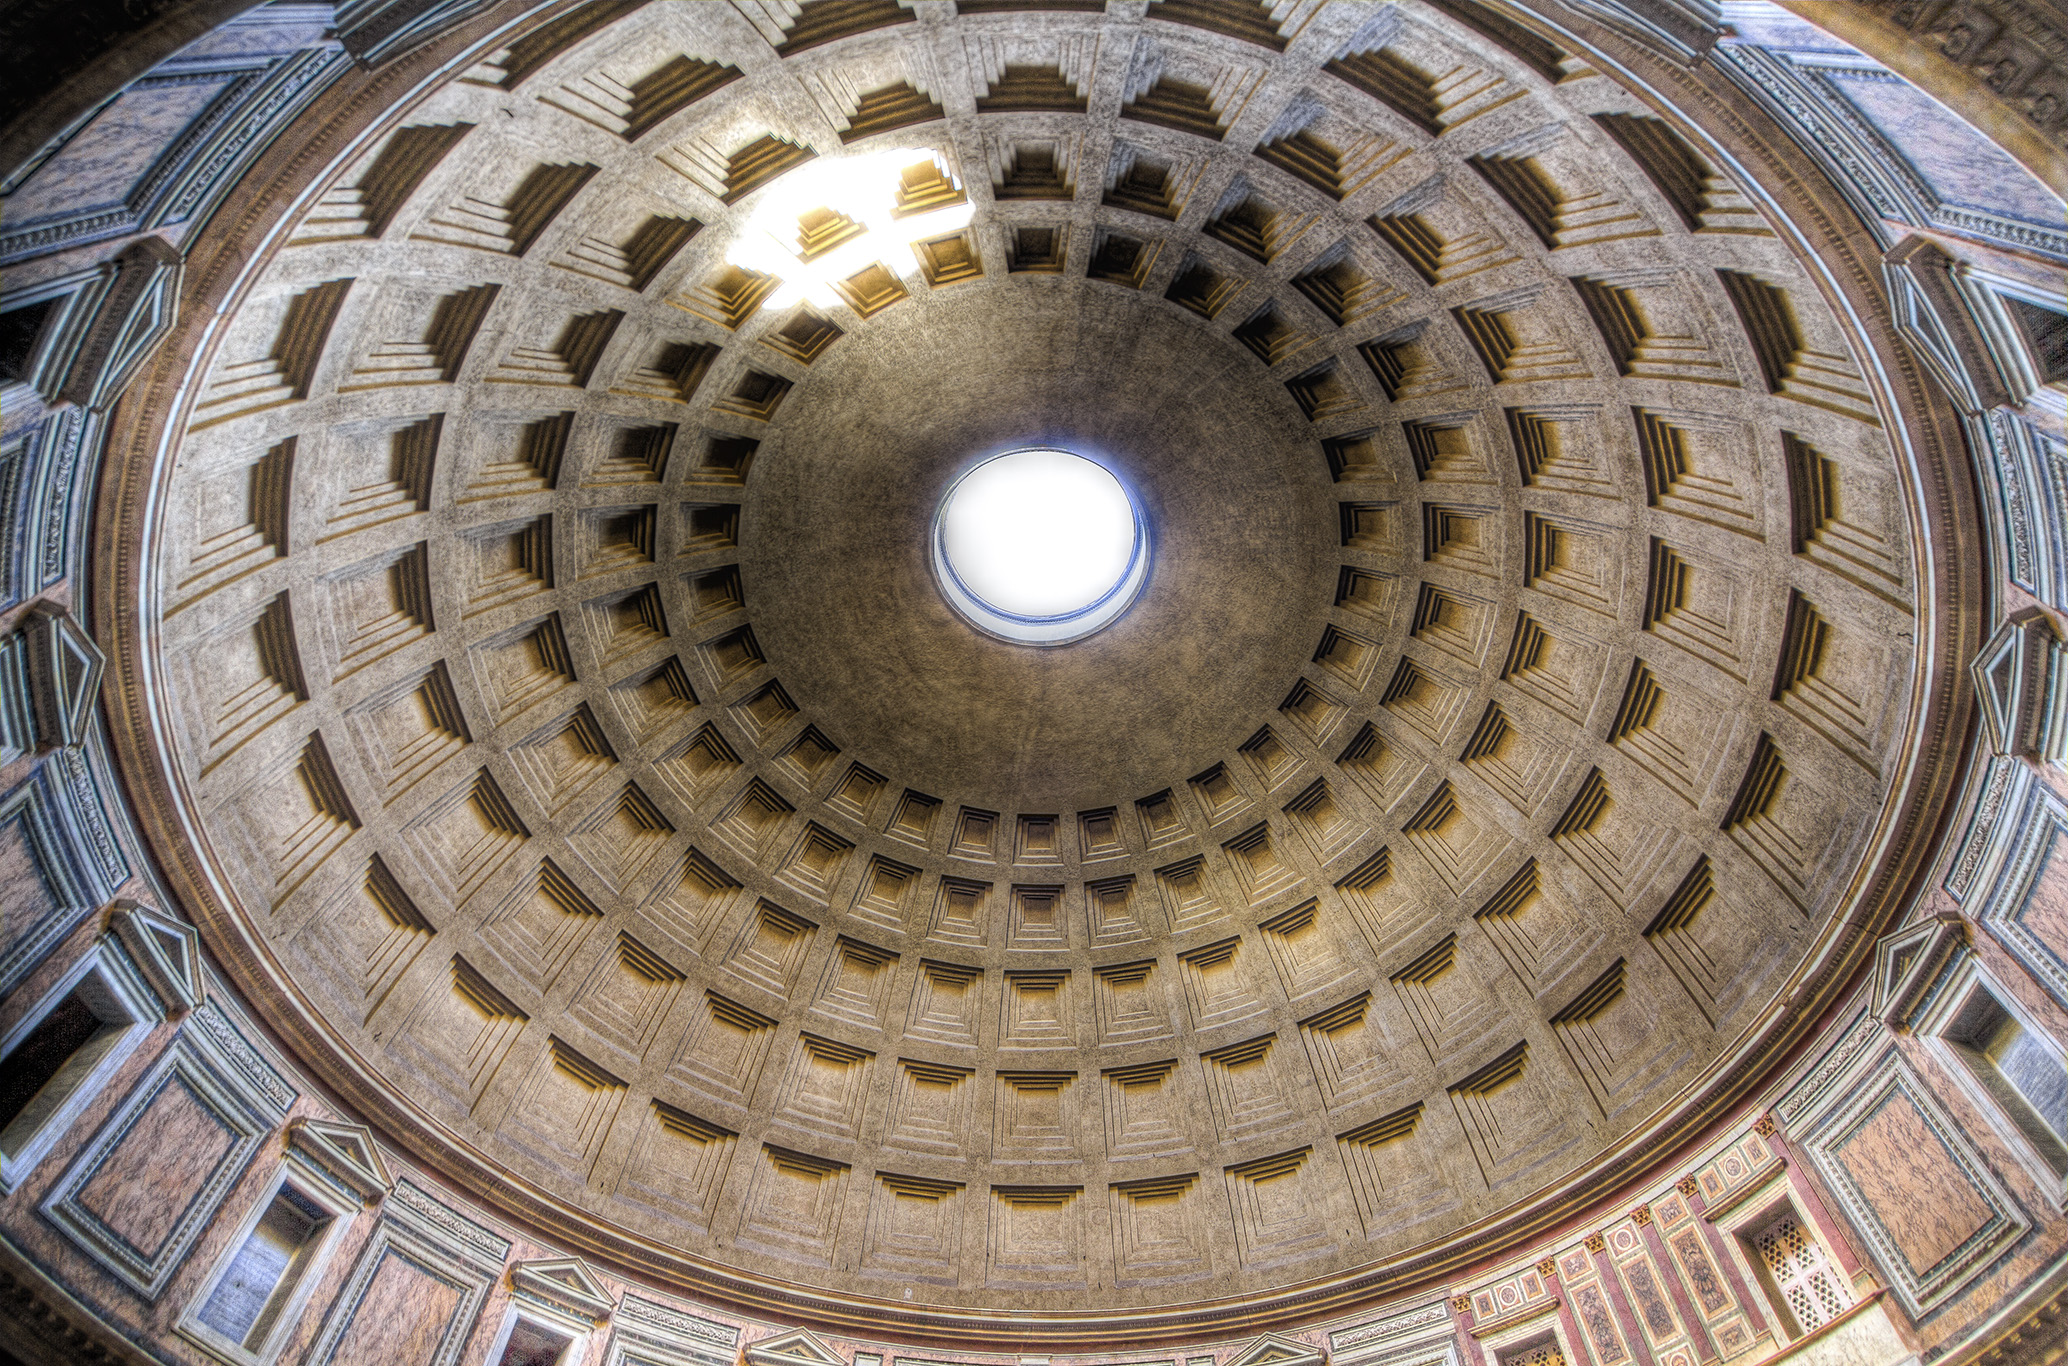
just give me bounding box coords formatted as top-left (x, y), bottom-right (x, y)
top-left (0, 2), bottom-right (2063, 1365)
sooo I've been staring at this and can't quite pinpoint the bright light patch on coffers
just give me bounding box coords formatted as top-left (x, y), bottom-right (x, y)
top-left (933, 448), bottom-right (1149, 646)
top-left (725, 147), bottom-right (975, 311)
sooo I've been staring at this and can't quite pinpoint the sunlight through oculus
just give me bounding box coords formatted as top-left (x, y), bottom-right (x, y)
top-left (933, 448), bottom-right (1149, 645)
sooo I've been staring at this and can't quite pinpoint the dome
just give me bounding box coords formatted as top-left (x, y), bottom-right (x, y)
top-left (4, 0), bottom-right (2066, 1361)
top-left (125, 0), bottom-right (1941, 1328)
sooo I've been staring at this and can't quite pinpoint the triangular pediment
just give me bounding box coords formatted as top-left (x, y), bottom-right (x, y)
top-left (1227, 1333), bottom-right (1327, 1366)
top-left (745, 1329), bottom-right (847, 1366)
top-left (109, 901), bottom-right (203, 1014)
top-left (1873, 913), bottom-right (1966, 1027)
top-left (1972, 611), bottom-right (2062, 760)
top-left (510, 1256), bottom-right (614, 1325)
top-left (19, 604), bottom-right (106, 752)
top-left (62, 235), bottom-right (182, 411)
top-left (287, 1116), bottom-right (394, 1203)
top-left (1973, 618), bottom-right (2024, 754)
top-left (45, 610), bottom-right (103, 743)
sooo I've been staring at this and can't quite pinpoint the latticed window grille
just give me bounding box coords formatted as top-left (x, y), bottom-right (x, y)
top-left (1751, 1211), bottom-right (1850, 1333)
top-left (1500, 1341), bottom-right (1566, 1366)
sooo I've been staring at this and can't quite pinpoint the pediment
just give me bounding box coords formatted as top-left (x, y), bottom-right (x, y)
top-left (109, 901), bottom-right (203, 1014)
top-left (1974, 618), bottom-right (2026, 754)
top-left (286, 1117), bottom-right (393, 1203)
top-left (1971, 611), bottom-right (2063, 761)
top-left (1873, 913), bottom-right (1967, 1027)
top-left (61, 235), bottom-right (182, 411)
top-left (23, 604), bottom-right (106, 751)
top-left (745, 1329), bottom-right (848, 1366)
top-left (1227, 1333), bottom-right (1327, 1366)
top-left (509, 1256), bottom-right (614, 1326)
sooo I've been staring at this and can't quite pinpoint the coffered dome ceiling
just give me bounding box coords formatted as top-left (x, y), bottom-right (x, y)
top-left (120, 0), bottom-right (1958, 1340)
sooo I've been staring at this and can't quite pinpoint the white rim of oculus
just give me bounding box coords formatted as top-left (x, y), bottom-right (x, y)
top-left (933, 447), bottom-right (1150, 646)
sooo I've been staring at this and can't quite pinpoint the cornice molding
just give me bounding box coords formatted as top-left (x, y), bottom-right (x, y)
top-left (1772, 0), bottom-right (2068, 202)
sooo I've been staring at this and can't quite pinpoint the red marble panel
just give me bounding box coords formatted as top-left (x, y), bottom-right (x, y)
top-left (72, 1076), bottom-right (236, 1259)
top-left (1835, 1088), bottom-right (1993, 1278)
top-left (328, 1246), bottom-right (466, 1366)
top-left (2015, 832), bottom-right (2068, 969)
top-left (0, 817), bottom-right (59, 956)
top-left (4, 81), bottom-right (231, 221)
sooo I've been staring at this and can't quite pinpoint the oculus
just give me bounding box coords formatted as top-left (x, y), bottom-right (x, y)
top-left (932, 447), bottom-right (1149, 645)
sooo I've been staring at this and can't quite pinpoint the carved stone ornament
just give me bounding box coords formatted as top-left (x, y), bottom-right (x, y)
top-left (508, 1256), bottom-right (615, 1328)
top-left (1972, 610), bottom-right (2068, 762)
top-left (0, 602), bottom-right (105, 763)
top-left (1883, 235), bottom-right (2015, 414)
top-left (285, 1116), bottom-right (393, 1205)
top-left (57, 236), bottom-right (181, 413)
top-left (1225, 1333), bottom-right (1326, 1366)
top-left (745, 1329), bottom-right (850, 1366)
top-left (613, 1293), bottom-right (740, 1364)
top-left (107, 899), bottom-right (203, 1015)
top-left (1871, 912), bottom-right (1971, 1027)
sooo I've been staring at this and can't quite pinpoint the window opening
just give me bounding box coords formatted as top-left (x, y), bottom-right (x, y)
top-left (1946, 987), bottom-right (2068, 1168)
top-left (1498, 1335), bottom-right (1565, 1366)
top-left (2007, 296), bottom-right (2068, 385)
top-left (0, 978), bottom-right (144, 1175)
top-left (194, 1186), bottom-right (332, 1350)
top-left (496, 1316), bottom-right (578, 1366)
top-left (0, 298), bottom-right (56, 385)
top-left (1748, 1209), bottom-right (1850, 1335)
top-left (0, 991), bottom-right (104, 1131)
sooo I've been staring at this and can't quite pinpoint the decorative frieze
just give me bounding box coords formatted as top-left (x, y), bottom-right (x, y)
top-left (607, 1293), bottom-right (741, 1366)
top-left (1327, 1299), bottom-right (1453, 1366)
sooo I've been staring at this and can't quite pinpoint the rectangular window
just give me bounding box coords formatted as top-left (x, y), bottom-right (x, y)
top-left (2005, 295), bottom-right (2068, 386)
top-left (0, 966), bottom-right (154, 1190)
top-left (1945, 988), bottom-right (2068, 1169)
top-left (0, 297), bottom-right (58, 387)
top-left (1496, 1336), bottom-right (1566, 1366)
top-left (194, 1185), bottom-right (332, 1350)
top-left (179, 1159), bottom-right (367, 1366)
top-left (495, 1316), bottom-right (578, 1366)
top-left (0, 990), bottom-right (106, 1131)
top-left (1744, 1206), bottom-right (1850, 1337)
